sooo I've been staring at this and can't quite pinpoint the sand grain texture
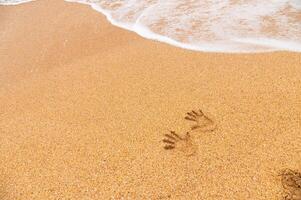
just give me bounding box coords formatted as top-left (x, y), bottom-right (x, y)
top-left (0, 0), bottom-right (301, 199)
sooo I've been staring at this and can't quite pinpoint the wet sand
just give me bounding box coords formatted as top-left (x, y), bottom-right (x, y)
top-left (0, 0), bottom-right (301, 199)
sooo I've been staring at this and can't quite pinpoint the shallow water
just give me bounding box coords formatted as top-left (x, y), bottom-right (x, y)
top-left (1, 0), bottom-right (301, 53)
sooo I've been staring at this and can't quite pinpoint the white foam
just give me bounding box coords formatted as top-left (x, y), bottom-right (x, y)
top-left (0, 0), bottom-right (35, 5)
top-left (2, 0), bottom-right (301, 53)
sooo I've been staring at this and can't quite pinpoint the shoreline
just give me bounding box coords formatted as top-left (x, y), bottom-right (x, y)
top-left (2, 0), bottom-right (301, 53)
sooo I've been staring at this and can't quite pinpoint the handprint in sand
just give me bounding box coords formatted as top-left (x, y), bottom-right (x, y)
top-left (279, 169), bottom-right (301, 200)
top-left (162, 131), bottom-right (197, 156)
top-left (185, 109), bottom-right (216, 132)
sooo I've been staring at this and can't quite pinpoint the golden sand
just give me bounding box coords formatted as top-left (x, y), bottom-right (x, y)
top-left (0, 0), bottom-right (300, 199)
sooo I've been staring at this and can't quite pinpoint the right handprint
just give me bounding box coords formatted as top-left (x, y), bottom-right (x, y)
top-left (162, 131), bottom-right (197, 156)
top-left (185, 109), bottom-right (216, 132)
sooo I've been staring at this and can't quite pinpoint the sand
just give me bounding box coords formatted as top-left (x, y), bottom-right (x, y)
top-left (0, 0), bottom-right (301, 199)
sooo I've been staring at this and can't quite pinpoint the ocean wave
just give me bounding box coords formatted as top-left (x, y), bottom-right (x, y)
top-left (2, 0), bottom-right (301, 53)
top-left (0, 0), bottom-right (35, 5)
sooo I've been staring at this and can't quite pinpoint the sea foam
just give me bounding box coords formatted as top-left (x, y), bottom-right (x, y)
top-left (0, 0), bottom-right (35, 5)
top-left (1, 0), bottom-right (301, 53)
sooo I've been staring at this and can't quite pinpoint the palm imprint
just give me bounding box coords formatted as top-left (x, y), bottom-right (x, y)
top-left (185, 109), bottom-right (216, 132)
top-left (162, 131), bottom-right (197, 156)
top-left (279, 169), bottom-right (301, 200)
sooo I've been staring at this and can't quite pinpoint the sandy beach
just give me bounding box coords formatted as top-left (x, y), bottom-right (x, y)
top-left (0, 0), bottom-right (301, 199)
